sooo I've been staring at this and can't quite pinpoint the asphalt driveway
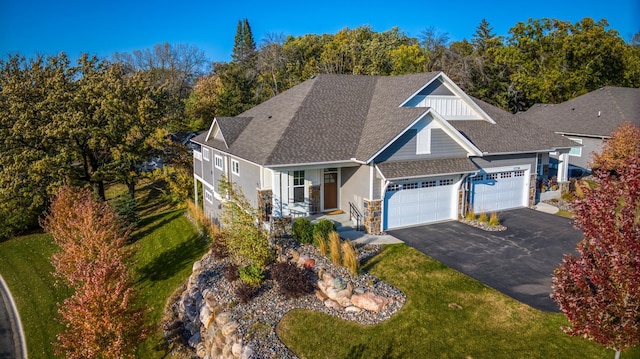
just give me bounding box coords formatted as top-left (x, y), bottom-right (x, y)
top-left (387, 208), bottom-right (583, 312)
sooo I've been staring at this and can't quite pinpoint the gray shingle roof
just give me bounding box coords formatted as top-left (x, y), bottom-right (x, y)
top-left (519, 87), bottom-right (640, 137)
top-left (192, 73), bottom-right (577, 166)
top-left (376, 158), bottom-right (478, 180)
top-left (452, 97), bottom-right (578, 154)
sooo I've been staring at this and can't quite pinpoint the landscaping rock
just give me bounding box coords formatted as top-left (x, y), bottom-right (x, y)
top-left (345, 306), bottom-right (362, 313)
top-left (188, 332), bottom-right (201, 348)
top-left (324, 299), bottom-right (344, 311)
top-left (303, 258), bottom-right (316, 270)
top-left (351, 292), bottom-right (390, 312)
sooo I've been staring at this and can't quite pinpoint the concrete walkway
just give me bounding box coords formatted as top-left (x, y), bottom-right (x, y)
top-left (0, 273), bottom-right (27, 358)
top-left (534, 202), bottom-right (560, 214)
top-left (308, 212), bottom-right (403, 245)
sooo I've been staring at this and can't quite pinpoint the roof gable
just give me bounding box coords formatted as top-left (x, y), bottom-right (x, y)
top-left (400, 73), bottom-right (496, 123)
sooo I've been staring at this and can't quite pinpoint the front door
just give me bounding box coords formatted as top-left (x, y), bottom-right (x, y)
top-left (323, 172), bottom-right (338, 210)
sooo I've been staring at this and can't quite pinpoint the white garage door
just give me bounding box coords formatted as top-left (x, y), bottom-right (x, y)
top-left (471, 169), bottom-right (527, 213)
top-left (384, 177), bottom-right (458, 230)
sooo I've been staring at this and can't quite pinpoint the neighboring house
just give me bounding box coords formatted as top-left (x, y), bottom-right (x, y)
top-left (520, 87), bottom-right (640, 179)
top-left (191, 72), bottom-right (575, 233)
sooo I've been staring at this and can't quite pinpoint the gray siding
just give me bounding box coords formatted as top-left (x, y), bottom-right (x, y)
top-left (340, 165), bottom-right (370, 213)
top-left (228, 156), bottom-right (262, 207)
top-left (375, 128), bottom-right (467, 162)
top-left (560, 136), bottom-right (603, 169)
top-left (471, 154), bottom-right (536, 172)
top-left (202, 148), bottom-right (214, 188)
top-left (194, 156), bottom-right (203, 178)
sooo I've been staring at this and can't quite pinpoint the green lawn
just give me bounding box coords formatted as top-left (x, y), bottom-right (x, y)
top-left (0, 180), bottom-right (209, 358)
top-left (0, 233), bottom-right (69, 358)
top-left (278, 244), bottom-right (639, 359)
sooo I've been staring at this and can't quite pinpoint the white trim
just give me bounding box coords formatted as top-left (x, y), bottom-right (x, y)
top-left (398, 72), bottom-right (496, 124)
top-left (231, 159), bottom-right (240, 176)
top-left (204, 190), bottom-right (214, 204)
top-left (214, 154), bottom-right (223, 170)
top-left (568, 137), bottom-right (583, 157)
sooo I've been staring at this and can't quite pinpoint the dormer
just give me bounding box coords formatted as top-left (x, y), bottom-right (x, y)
top-left (400, 73), bottom-right (495, 123)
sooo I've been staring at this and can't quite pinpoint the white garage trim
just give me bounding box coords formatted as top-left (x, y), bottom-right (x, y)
top-left (470, 165), bottom-right (530, 213)
top-left (384, 175), bottom-right (461, 230)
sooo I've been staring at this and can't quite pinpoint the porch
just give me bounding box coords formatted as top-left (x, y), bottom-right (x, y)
top-left (307, 212), bottom-right (401, 245)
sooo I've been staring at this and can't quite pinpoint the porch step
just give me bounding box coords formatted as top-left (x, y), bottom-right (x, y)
top-left (308, 212), bottom-right (358, 232)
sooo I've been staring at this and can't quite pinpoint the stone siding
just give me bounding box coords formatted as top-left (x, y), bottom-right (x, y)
top-left (257, 189), bottom-right (272, 225)
top-left (363, 199), bottom-right (382, 235)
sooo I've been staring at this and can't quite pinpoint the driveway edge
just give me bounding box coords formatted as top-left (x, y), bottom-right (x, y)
top-left (0, 273), bottom-right (27, 359)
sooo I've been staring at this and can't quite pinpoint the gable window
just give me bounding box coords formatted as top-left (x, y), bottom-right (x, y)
top-left (568, 138), bottom-right (583, 157)
top-left (205, 190), bottom-right (213, 204)
top-left (293, 170), bottom-right (305, 203)
top-left (214, 155), bottom-right (223, 170)
top-left (231, 159), bottom-right (239, 175)
top-left (203, 148), bottom-right (210, 161)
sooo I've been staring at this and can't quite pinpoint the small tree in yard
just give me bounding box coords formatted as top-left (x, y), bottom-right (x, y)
top-left (42, 185), bottom-right (146, 358)
top-left (219, 175), bottom-right (274, 268)
top-left (551, 155), bottom-right (640, 358)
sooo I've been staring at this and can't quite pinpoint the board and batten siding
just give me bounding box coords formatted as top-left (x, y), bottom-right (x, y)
top-left (375, 128), bottom-right (468, 162)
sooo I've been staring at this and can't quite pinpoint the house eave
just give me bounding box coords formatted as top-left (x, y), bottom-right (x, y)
top-left (384, 170), bottom-right (477, 182)
top-left (555, 131), bottom-right (610, 139)
top-left (266, 160), bottom-right (361, 169)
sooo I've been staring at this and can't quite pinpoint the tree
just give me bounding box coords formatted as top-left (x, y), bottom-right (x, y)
top-left (591, 123), bottom-right (640, 175)
top-left (42, 185), bottom-right (146, 358)
top-left (551, 140), bottom-right (640, 358)
top-left (219, 175), bottom-right (274, 268)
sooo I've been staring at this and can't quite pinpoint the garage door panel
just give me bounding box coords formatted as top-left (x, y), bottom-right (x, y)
top-left (384, 177), bottom-right (456, 230)
top-left (471, 169), bottom-right (526, 213)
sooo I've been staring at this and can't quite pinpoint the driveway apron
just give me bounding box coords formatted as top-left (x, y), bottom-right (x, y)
top-left (388, 208), bottom-right (583, 312)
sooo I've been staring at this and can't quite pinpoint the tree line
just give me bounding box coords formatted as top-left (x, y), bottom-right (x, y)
top-left (1, 17), bottom-right (639, 240)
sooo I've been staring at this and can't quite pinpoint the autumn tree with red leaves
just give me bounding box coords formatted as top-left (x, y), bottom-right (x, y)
top-left (42, 186), bottom-right (146, 358)
top-left (551, 145), bottom-right (640, 357)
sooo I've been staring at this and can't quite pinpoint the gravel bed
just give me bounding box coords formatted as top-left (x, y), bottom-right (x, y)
top-left (192, 239), bottom-right (406, 359)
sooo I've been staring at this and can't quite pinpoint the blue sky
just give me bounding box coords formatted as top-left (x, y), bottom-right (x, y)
top-left (1, 0), bottom-right (638, 63)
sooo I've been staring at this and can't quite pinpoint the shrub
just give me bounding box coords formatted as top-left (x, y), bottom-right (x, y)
top-left (223, 263), bottom-right (239, 282)
top-left (341, 241), bottom-right (359, 275)
top-left (488, 212), bottom-right (500, 227)
top-left (239, 263), bottom-right (265, 287)
top-left (210, 231), bottom-right (229, 259)
top-left (235, 283), bottom-right (258, 304)
top-left (464, 209), bottom-right (476, 221)
top-left (114, 193), bottom-right (140, 228)
top-left (329, 231), bottom-right (342, 266)
top-left (271, 262), bottom-right (314, 299)
top-left (477, 212), bottom-right (488, 223)
top-left (292, 217), bottom-right (314, 244)
top-left (313, 219), bottom-right (336, 243)
top-left (315, 232), bottom-right (329, 256)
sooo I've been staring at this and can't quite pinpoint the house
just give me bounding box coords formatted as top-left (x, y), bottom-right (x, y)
top-left (191, 72), bottom-right (576, 234)
top-left (519, 87), bottom-right (640, 180)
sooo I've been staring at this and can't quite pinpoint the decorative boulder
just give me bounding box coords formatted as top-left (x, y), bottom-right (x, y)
top-left (333, 277), bottom-right (347, 291)
top-left (324, 299), bottom-right (344, 310)
top-left (351, 292), bottom-right (390, 312)
top-left (303, 258), bottom-right (316, 270)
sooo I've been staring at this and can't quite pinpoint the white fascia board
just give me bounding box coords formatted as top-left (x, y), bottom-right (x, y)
top-left (374, 164), bottom-right (387, 181)
top-left (437, 72), bottom-right (496, 124)
top-left (428, 109), bottom-right (483, 156)
top-left (205, 118), bottom-right (228, 149)
top-left (266, 160), bottom-right (360, 170)
top-left (397, 72), bottom-right (496, 125)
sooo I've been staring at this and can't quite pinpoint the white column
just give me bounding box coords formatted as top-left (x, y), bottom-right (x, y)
top-left (558, 151), bottom-right (570, 182)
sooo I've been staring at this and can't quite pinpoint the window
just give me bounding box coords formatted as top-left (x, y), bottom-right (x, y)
top-left (500, 172), bottom-right (512, 179)
top-left (387, 184), bottom-right (401, 192)
top-left (204, 190), bottom-right (213, 204)
top-left (514, 170), bottom-right (525, 177)
top-left (486, 173), bottom-right (498, 180)
top-left (293, 170), bottom-right (305, 203)
top-left (403, 182), bottom-right (419, 190)
top-left (203, 148), bottom-right (210, 161)
top-left (472, 175), bottom-right (484, 182)
top-left (569, 138), bottom-right (583, 157)
top-left (214, 155), bottom-right (223, 170)
top-left (439, 178), bottom-right (454, 186)
top-left (422, 180), bottom-right (437, 187)
top-left (231, 159), bottom-right (239, 175)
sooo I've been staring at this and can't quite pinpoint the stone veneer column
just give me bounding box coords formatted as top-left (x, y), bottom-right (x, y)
top-left (257, 189), bottom-right (273, 225)
top-left (528, 173), bottom-right (537, 208)
top-left (363, 199), bottom-right (382, 235)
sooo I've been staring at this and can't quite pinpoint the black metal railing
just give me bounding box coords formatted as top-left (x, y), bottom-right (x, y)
top-left (349, 202), bottom-right (364, 231)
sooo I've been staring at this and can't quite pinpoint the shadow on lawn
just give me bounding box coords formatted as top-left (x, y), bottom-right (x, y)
top-left (346, 340), bottom-right (398, 359)
top-left (130, 210), bottom-right (184, 243)
top-left (136, 234), bottom-right (209, 283)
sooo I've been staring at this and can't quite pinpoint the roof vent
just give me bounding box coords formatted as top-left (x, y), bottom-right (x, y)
top-left (267, 115), bottom-right (272, 119)
top-left (598, 111), bottom-right (601, 117)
